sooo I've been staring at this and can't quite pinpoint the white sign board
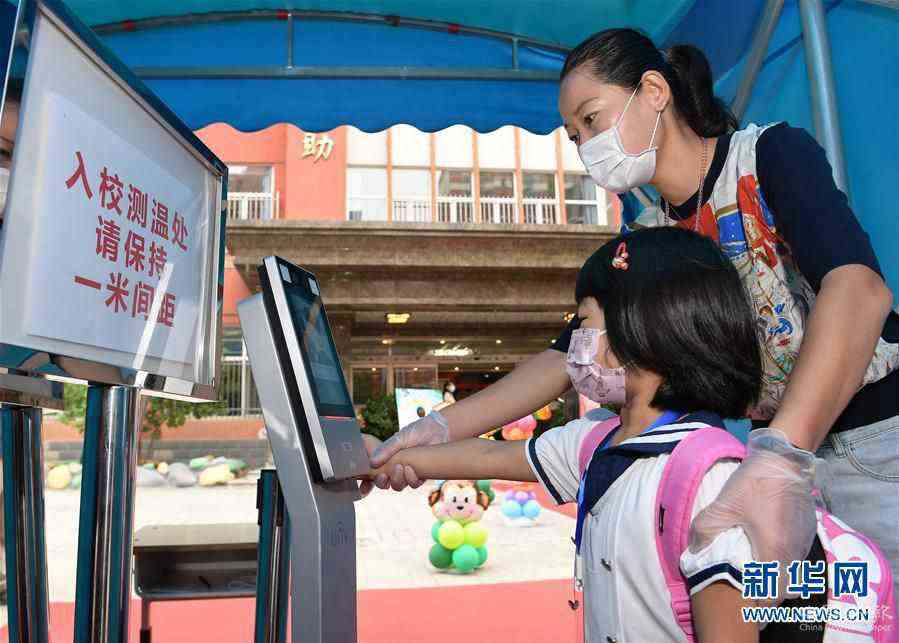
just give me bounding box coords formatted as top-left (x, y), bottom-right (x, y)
top-left (27, 92), bottom-right (201, 364)
top-left (0, 5), bottom-right (224, 393)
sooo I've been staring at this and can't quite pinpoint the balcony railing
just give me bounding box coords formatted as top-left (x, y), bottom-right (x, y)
top-left (392, 198), bottom-right (431, 223)
top-left (523, 198), bottom-right (558, 225)
top-left (480, 197), bottom-right (516, 224)
top-left (436, 196), bottom-right (475, 224)
top-left (227, 192), bottom-right (278, 221)
top-left (219, 356), bottom-right (261, 416)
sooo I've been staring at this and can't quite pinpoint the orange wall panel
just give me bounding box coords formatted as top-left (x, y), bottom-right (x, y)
top-left (284, 125), bottom-right (346, 221)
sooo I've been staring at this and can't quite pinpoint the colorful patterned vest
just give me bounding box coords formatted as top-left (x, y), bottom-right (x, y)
top-left (626, 123), bottom-right (899, 420)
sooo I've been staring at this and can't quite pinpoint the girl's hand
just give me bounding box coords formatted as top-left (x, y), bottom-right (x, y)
top-left (358, 433), bottom-right (383, 497)
top-left (368, 411), bottom-right (450, 491)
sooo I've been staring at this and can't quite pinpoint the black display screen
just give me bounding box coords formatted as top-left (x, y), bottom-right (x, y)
top-left (282, 274), bottom-right (354, 418)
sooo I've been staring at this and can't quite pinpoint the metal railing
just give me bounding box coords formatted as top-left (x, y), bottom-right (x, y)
top-left (219, 357), bottom-right (262, 417)
top-left (227, 192), bottom-right (279, 221)
top-left (391, 198), bottom-right (431, 223)
top-left (523, 198), bottom-right (558, 225)
top-left (436, 196), bottom-right (475, 223)
top-left (480, 197), bottom-right (516, 224)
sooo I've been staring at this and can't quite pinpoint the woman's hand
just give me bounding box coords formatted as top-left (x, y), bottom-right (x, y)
top-left (368, 410), bottom-right (450, 491)
top-left (688, 429), bottom-right (820, 601)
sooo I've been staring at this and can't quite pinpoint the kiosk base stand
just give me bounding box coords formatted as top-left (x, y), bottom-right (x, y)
top-left (255, 469), bottom-right (291, 643)
top-left (1, 404), bottom-right (50, 643)
top-left (240, 290), bottom-right (360, 643)
top-left (73, 385), bottom-right (141, 643)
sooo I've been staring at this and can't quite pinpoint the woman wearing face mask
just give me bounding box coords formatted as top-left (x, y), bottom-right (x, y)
top-left (368, 28), bottom-right (899, 594)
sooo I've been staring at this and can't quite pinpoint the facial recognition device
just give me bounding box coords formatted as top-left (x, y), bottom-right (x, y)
top-left (238, 256), bottom-right (367, 643)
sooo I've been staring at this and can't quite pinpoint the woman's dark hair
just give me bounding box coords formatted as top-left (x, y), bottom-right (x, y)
top-left (575, 227), bottom-right (761, 418)
top-left (561, 28), bottom-right (738, 138)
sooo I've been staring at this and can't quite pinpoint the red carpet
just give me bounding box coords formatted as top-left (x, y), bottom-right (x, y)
top-left (3, 579), bottom-right (577, 643)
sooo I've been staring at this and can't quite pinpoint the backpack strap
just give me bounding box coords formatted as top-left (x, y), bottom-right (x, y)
top-left (577, 417), bottom-right (621, 477)
top-left (654, 426), bottom-right (747, 642)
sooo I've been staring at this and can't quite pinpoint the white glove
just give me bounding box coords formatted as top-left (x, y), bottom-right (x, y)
top-left (688, 428), bottom-right (820, 603)
top-left (368, 410), bottom-right (450, 491)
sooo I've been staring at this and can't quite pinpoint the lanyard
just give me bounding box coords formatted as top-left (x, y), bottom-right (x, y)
top-left (573, 410), bottom-right (683, 560)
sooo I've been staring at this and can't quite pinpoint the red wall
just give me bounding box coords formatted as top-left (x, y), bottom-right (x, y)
top-left (195, 123), bottom-right (347, 221)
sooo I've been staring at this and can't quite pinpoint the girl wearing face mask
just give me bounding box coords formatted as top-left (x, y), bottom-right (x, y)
top-left (364, 228), bottom-right (860, 641)
top-left (368, 28), bottom-right (899, 598)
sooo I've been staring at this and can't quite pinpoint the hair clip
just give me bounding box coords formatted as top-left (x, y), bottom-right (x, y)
top-left (612, 241), bottom-right (629, 271)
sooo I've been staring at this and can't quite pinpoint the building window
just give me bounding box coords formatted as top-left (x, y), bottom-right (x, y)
top-left (227, 165), bottom-right (277, 220)
top-left (522, 172), bottom-right (558, 224)
top-left (564, 174), bottom-right (606, 225)
top-left (391, 169), bottom-right (431, 222)
top-left (479, 171), bottom-right (516, 224)
top-left (346, 167), bottom-right (388, 221)
top-left (436, 170), bottom-right (474, 223)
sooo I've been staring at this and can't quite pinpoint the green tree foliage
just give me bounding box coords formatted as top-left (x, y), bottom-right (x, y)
top-left (61, 383), bottom-right (227, 452)
top-left (360, 393), bottom-right (399, 441)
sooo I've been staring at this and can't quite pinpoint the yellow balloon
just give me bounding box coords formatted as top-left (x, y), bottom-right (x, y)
top-left (437, 520), bottom-right (465, 550)
top-left (463, 522), bottom-right (488, 548)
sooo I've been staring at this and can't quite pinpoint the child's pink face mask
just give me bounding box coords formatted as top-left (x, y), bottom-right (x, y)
top-left (565, 328), bottom-right (626, 405)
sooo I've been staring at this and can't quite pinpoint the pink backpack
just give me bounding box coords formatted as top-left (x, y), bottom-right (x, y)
top-left (578, 417), bottom-right (898, 642)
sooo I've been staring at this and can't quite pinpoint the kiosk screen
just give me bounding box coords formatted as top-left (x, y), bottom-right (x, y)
top-left (283, 279), bottom-right (354, 418)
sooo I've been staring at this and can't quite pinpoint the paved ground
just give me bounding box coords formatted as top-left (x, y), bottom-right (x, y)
top-left (1, 476), bottom-right (576, 635)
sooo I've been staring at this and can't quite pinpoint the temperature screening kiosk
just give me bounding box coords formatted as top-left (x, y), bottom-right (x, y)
top-left (238, 256), bottom-right (369, 642)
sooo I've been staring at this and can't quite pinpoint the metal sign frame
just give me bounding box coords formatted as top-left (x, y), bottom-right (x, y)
top-left (0, 0), bottom-right (228, 402)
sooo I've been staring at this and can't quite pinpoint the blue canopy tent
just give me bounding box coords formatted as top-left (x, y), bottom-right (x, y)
top-left (48, 0), bottom-right (899, 289)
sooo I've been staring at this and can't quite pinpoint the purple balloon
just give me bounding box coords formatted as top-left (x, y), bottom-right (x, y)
top-left (528, 491), bottom-right (537, 500)
top-left (515, 491), bottom-right (529, 503)
top-left (505, 490), bottom-right (517, 501)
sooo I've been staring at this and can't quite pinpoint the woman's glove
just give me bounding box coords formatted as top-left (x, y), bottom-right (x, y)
top-left (688, 428), bottom-right (820, 602)
top-left (369, 410), bottom-right (450, 491)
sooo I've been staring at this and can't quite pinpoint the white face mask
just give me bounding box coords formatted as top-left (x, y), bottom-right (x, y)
top-left (577, 84), bottom-right (662, 194)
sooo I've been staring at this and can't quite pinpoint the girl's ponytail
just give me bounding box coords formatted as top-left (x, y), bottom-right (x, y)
top-left (663, 44), bottom-right (737, 137)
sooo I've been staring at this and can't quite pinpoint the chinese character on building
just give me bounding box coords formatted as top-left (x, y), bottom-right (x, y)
top-left (302, 133), bottom-right (334, 162)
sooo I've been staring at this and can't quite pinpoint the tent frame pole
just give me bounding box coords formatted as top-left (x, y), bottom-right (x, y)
top-left (798, 0), bottom-right (849, 195)
top-left (732, 0), bottom-right (785, 121)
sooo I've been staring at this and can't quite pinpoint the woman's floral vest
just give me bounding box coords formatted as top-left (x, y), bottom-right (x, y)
top-left (627, 123), bottom-right (899, 420)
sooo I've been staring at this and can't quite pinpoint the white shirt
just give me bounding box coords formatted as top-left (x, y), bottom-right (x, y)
top-left (526, 417), bottom-right (751, 643)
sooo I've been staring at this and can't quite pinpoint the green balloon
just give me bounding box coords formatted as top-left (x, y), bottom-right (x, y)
top-left (463, 521), bottom-right (488, 548)
top-left (476, 480), bottom-right (491, 492)
top-left (475, 546), bottom-right (488, 567)
top-left (438, 520), bottom-right (465, 550)
top-left (452, 544), bottom-right (479, 573)
top-left (429, 544), bottom-right (453, 569)
top-left (431, 521), bottom-right (444, 543)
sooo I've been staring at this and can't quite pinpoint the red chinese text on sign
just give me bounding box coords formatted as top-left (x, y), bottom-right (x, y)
top-left (124, 230), bottom-right (146, 273)
top-left (95, 216), bottom-right (121, 263)
top-left (148, 242), bottom-right (167, 278)
top-left (105, 272), bottom-right (129, 313)
top-left (127, 184), bottom-right (148, 228)
top-left (99, 167), bottom-right (124, 214)
top-left (65, 151), bottom-right (93, 199)
top-left (132, 282), bottom-right (154, 320)
top-left (151, 199), bottom-right (169, 240)
top-left (172, 212), bottom-right (188, 251)
top-left (157, 292), bottom-right (176, 327)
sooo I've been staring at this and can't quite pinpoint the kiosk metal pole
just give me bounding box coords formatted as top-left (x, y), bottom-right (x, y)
top-left (73, 385), bottom-right (142, 643)
top-left (255, 469), bottom-right (291, 643)
top-left (1, 404), bottom-right (50, 643)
